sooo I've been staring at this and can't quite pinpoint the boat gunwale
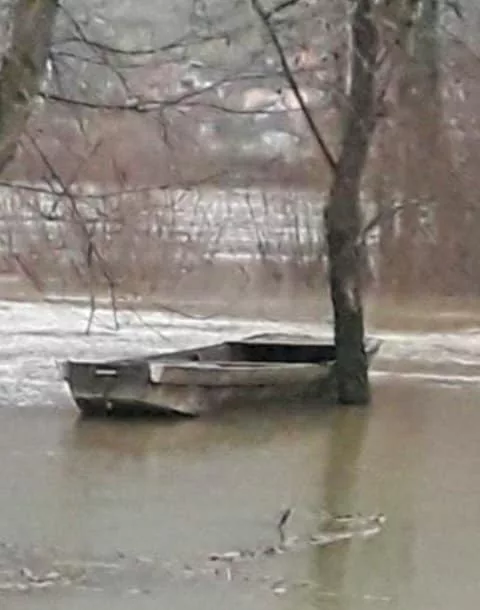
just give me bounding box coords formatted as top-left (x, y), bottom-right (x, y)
top-left (148, 360), bottom-right (331, 385)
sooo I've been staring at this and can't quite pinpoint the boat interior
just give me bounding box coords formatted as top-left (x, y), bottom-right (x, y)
top-left (150, 339), bottom-right (337, 365)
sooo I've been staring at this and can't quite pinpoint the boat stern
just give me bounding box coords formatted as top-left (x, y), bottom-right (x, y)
top-left (62, 358), bottom-right (151, 414)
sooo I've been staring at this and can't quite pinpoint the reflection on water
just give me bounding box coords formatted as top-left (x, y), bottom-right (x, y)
top-left (310, 408), bottom-right (370, 609)
top-left (2, 378), bottom-right (480, 608)
top-left (69, 404), bottom-right (332, 457)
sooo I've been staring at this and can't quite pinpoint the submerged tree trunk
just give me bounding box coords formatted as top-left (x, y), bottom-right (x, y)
top-left (0, 0), bottom-right (59, 174)
top-left (324, 0), bottom-right (378, 404)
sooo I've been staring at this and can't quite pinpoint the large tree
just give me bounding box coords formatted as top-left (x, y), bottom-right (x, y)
top-left (252, 0), bottom-right (434, 403)
top-left (252, 0), bottom-right (378, 404)
top-left (323, 0), bottom-right (378, 404)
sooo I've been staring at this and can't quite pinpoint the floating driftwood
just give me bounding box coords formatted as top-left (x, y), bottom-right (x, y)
top-left (208, 512), bottom-right (386, 564)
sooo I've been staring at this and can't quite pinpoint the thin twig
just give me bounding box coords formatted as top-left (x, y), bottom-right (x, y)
top-left (277, 507), bottom-right (293, 545)
top-left (251, 0), bottom-right (337, 172)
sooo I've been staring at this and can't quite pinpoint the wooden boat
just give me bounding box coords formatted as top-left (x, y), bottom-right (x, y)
top-left (61, 333), bottom-right (381, 416)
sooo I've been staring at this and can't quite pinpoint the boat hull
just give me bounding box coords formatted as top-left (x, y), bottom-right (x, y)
top-left (62, 333), bottom-right (380, 416)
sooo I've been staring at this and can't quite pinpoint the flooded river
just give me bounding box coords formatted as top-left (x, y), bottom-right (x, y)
top-left (1, 299), bottom-right (480, 609)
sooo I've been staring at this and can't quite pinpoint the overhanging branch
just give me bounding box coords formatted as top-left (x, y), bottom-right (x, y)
top-left (251, 0), bottom-right (337, 173)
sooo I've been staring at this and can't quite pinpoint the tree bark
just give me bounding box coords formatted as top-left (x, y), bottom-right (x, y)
top-left (324, 0), bottom-right (378, 404)
top-left (0, 0), bottom-right (59, 174)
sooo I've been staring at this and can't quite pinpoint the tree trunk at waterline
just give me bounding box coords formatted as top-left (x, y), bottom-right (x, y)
top-left (324, 0), bottom-right (378, 404)
top-left (326, 177), bottom-right (370, 405)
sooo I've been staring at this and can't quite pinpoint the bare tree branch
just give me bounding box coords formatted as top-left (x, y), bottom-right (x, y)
top-left (57, 4), bottom-right (239, 58)
top-left (251, 0), bottom-right (337, 172)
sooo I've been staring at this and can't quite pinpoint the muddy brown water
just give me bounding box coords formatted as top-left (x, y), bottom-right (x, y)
top-left (1, 301), bottom-right (480, 609)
